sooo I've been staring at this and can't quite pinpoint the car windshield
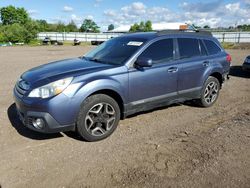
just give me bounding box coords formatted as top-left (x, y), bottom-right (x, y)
top-left (84, 37), bottom-right (147, 65)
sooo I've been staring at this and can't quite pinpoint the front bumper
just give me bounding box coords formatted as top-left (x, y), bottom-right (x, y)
top-left (14, 89), bottom-right (75, 133)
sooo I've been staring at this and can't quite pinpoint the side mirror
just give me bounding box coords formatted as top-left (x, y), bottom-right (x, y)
top-left (135, 57), bottom-right (153, 68)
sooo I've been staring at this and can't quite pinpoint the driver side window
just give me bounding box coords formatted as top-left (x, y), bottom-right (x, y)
top-left (139, 39), bottom-right (174, 64)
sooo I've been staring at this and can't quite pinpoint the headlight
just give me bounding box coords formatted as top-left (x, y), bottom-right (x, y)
top-left (28, 77), bottom-right (73, 98)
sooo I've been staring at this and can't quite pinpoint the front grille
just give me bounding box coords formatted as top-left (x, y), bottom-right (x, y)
top-left (27, 117), bottom-right (34, 126)
top-left (17, 109), bottom-right (34, 127)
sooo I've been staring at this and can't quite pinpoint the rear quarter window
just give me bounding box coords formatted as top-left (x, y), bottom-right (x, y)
top-left (204, 40), bottom-right (222, 55)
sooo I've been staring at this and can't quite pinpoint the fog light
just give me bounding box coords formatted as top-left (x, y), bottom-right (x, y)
top-left (32, 118), bottom-right (45, 129)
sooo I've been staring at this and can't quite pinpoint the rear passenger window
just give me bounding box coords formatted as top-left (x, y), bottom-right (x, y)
top-left (178, 38), bottom-right (200, 59)
top-left (204, 40), bottom-right (221, 55)
top-left (139, 39), bottom-right (173, 64)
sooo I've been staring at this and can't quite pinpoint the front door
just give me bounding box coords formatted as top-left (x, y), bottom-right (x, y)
top-left (128, 38), bottom-right (178, 105)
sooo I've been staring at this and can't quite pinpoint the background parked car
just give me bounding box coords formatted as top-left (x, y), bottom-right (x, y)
top-left (73, 39), bottom-right (81, 46)
top-left (242, 55), bottom-right (250, 71)
top-left (42, 37), bottom-right (50, 45)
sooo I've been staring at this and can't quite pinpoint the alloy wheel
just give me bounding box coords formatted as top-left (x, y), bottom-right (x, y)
top-left (204, 81), bottom-right (219, 104)
top-left (85, 103), bottom-right (116, 136)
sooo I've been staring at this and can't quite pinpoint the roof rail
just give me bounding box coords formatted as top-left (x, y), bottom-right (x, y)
top-left (156, 29), bottom-right (212, 36)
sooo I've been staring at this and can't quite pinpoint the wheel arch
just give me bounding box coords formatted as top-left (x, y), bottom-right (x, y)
top-left (89, 89), bottom-right (125, 119)
top-left (209, 72), bottom-right (223, 87)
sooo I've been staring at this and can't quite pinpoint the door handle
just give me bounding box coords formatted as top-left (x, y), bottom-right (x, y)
top-left (168, 67), bottom-right (178, 73)
top-left (203, 61), bottom-right (210, 67)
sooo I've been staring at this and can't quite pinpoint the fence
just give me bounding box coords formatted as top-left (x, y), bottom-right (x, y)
top-left (213, 32), bottom-right (250, 43)
top-left (38, 32), bottom-right (122, 42)
top-left (38, 32), bottom-right (250, 43)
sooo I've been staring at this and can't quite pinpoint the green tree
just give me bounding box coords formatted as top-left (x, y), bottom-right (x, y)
top-left (237, 24), bottom-right (250, 31)
top-left (0, 24), bottom-right (3, 42)
top-left (80, 19), bottom-right (100, 33)
top-left (24, 19), bottom-right (40, 42)
top-left (47, 23), bottom-right (58, 32)
top-left (129, 20), bottom-right (152, 32)
top-left (56, 22), bottom-right (67, 32)
top-left (1, 23), bottom-right (26, 42)
top-left (139, 21), bottom-right (145, 31)
top-left (66, 20), bottom-right (78, 32)
top-left (0, 27), bottom-right (5, 42)
top-left (108, 24), bottom-right (114, 31)
top-left (145, 20), bottom-right (152, 32)
top-left (129, 23), bottom-right (140, 32)
top-left (0, 5), bottom-right (29, 25)
top-left (36, 19), bottom-right (50, 32)
top-left (203, 25), bottom-right (210, 29)
top-left (0, 33), bottom-right (4, 42)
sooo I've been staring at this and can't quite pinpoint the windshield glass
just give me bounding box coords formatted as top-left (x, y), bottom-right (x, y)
top-left (84, 37), bottom-right (147, 65)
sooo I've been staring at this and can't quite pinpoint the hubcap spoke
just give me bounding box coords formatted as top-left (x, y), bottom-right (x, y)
top-left (85, 115), bottom-right (94, 131)
top-left (204, 88), bottom-right (209, 98)
top-left (105, 104), bottom-right (115, 115)
top-left (89, 103), bottom-right (104, 114)
top-left (91, 127), bottom-right (105, 136)
top-left (106, 117), bottom-right (116, 130)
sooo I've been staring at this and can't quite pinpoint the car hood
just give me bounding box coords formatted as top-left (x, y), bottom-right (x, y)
top-left (21, 58), bottom-right (112, 86)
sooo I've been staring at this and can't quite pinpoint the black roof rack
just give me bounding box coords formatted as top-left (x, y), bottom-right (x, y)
top-left (156, 29), bottom-right (212, 36)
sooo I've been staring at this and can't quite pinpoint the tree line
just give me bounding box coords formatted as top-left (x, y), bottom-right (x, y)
top-left (0, 6), bottom-right (103, 43)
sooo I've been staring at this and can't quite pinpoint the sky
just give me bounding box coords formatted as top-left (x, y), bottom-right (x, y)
top-left (0, 0), bottom-right (250, 30)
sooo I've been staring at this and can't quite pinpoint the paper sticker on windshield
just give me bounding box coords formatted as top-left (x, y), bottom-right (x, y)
top-left (127, 41), bottom-right (143, 46)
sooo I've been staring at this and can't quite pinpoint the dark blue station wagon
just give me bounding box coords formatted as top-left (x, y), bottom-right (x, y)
top-left (14, 30), bottom-right (231, 141)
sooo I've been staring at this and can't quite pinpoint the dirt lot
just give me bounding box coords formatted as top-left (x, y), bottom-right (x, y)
top-left (0, 46), bottom-right (249, 188)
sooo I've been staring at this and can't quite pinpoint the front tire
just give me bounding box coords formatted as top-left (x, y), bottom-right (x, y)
top-left (198, 76), bottom-right (220, 107)
top-left (77, 94), bottom-right (120, 142)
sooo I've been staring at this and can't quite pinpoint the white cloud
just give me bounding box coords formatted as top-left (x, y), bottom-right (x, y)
top-left (225, 3), bottom-right (240, 12)
top-left (27, 9), bottom-right (38, 15)
top-left (121, 2), bottom-right (146, 15)
top-left (50, 1), bottom-right (250, 31)
top-left (94, 0), bottom-right (103, 7)
top-left (103, 1), bottom-right (250, 29)
top-left (63, 6), bottom-right (74, 12)
top-left (71, 14), bottom-right (82, 22)
top-left (104, 10), bottom-right (116, 17)
top-left (86, 15), bottom-right (94, 20)
top-left (103, 2), bottom-right (177, 27)
top-left (180, 1), bottom-right (222, 12)
top-left (244, 0), bottom-right (250, 6)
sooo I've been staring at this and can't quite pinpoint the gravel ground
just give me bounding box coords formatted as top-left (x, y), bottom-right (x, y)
top-left (0, 46), bottom-right (249, 188)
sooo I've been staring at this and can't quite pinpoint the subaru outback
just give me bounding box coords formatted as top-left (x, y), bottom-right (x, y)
top-left (14, 30), bottom-right (231, 141)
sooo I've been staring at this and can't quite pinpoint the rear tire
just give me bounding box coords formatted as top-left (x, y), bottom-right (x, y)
top-left (77, 94), bottom-right (120, 142)
top-left (197, 76), bottom-right (220, 107)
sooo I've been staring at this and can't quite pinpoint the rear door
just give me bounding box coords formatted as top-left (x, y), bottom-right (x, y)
top-left (176, 37), bottom-right (209, 97)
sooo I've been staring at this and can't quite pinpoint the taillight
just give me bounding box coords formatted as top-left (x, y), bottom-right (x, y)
top-left (226, 54), bottom-right (232, 63)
